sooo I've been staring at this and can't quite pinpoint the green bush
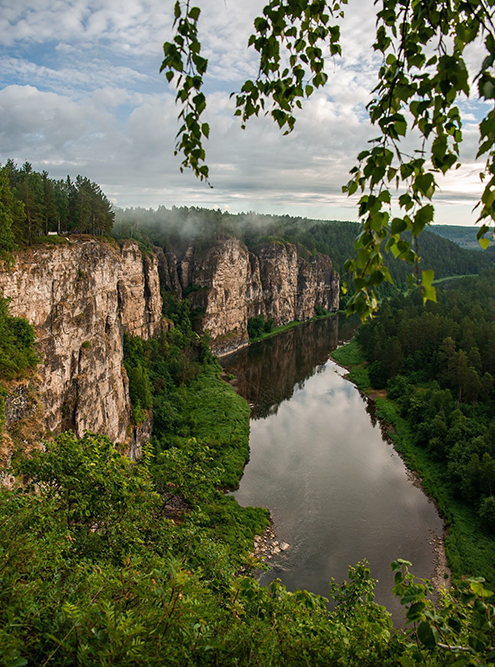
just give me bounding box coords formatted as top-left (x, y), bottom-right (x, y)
top-left (315, 304), bottom-right (327, 317)
top-left (247, 315), bottom-right (265, 338)
top-left (0, 297), bottom-right (38, 380)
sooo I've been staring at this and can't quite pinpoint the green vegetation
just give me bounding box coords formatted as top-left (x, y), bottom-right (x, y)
top-left (332, 338), bottom-right (364, 368)
top-left (0, 297), bottom-right (38, 381)
top-left (0, 160), bottom-right (114, 259)
top-left (332, 340), bottom-right (371, 390)
top-left (247, 315), bottom-right (273, 339)
top-left (334, 270), bottom-right (495, 585)
top-left (432, 274), bottom-right (478, 285)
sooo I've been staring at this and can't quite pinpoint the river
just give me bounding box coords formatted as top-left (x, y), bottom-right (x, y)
top-left (221, 315), bottom-right (445, 621)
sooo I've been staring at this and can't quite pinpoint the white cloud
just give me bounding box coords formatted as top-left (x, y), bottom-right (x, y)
top-left (0, 0), bottom-right (491, 226)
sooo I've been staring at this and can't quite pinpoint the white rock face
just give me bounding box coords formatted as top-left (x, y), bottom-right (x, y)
top-left (158, 238), bottom-right (340, 355)
top-left (0, 239), bottom-right (162, 449)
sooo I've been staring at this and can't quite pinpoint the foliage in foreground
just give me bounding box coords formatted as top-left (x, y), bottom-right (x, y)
top-left (2, 431), bottom-right (495, 666)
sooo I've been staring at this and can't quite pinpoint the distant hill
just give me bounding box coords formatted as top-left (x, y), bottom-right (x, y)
top-left (430, 224), bottom-right (494, 251)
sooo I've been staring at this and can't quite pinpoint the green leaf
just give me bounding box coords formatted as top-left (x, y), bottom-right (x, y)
top-left (188, 6), bottom-right (201, 21)
top-left (391, 218), bottom-right (408, 234)
top-left (406, 600), bottom-right (425, 621)
top-left (413, 204), bottom-right (434, 236)
top-left (417, 621), bottom-right (438, 648)
top-left (423, 285), bottom-right (437, 303)
top-left (422, 270), bottom-right (434, 288)
top-left (479, 237), bottom-right (490, 250)
top-left (415, 173), bottom-right (435, 199)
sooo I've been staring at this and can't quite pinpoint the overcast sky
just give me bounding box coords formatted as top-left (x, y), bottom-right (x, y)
top-left (0, 0), bottom-right (489, 225)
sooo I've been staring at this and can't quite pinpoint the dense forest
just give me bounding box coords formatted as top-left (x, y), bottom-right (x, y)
top-left (0, 161), bottom-right (114, 258)
top-left (114, 206), bottom-right (494, 288)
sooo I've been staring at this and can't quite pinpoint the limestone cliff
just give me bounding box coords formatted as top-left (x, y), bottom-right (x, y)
top-left (156, 238), bottom-right (339, 355)
top-left (0, 239), bottom-right (162, 456)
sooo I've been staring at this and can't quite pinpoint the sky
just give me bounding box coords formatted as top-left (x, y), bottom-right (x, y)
top-left (0, 0), bottom-right (490, 225)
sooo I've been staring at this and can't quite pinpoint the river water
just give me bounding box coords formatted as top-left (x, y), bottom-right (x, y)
top-left (221, 315), bottom-right (444, 621)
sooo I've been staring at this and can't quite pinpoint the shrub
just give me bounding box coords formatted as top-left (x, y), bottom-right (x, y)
top-left (0, 297), bottom-right (38, 380)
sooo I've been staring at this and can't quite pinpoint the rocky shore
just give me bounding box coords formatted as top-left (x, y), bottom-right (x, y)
top-left (252, 523), bottom-right (290, 563)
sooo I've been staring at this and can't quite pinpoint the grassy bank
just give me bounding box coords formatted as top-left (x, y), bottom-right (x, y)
top-left (249, 312), bottom-right (336, 344)
top-left (331, 341), bottom-right (495, 586)
top-left (161, 362), bottom-right (252, 489)
top-left (331, 339), bottom-right (370, 391)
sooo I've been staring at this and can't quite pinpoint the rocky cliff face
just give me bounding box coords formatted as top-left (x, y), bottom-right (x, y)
top-left (0, 239), bottom-right (162, 456)
top-left (156, 238), bottom-right (339, 355)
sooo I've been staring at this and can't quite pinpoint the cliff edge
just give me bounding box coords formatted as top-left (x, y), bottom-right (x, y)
top-left (156, 238), bottom-right (339, 355)
top-left (0, 239), bottom-right (162, 453)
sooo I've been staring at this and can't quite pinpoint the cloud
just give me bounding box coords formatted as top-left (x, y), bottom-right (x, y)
top-left (0, 55), bottom-right (150, 97)
top-left (0, 0), bottom-right (491, 225)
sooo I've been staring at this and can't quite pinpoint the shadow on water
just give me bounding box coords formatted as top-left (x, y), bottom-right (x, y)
top-left (222, 315), bottom-right (358, 420)
top-left (221, 314), bottom-right (444, 625)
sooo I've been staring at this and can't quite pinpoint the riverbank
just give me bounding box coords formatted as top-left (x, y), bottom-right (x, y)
top-left (331, 340), bottom-right (495, 588)
top-left (248, 312), bottom-right (337, 344)
top-left (332, 341), bottom-right (451, 594)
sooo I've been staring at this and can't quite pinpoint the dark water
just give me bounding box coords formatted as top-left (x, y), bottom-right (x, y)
top-left (221, 316), bottom-right (444, 621)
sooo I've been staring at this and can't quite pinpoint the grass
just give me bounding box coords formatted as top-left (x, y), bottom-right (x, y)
top-left (332, 340), bottom-right (495, 586)
top-left (331, 339), bottom-right (364, 367)
top-left (175, 362), bottom-right (251, 489)
top-left (331, 340), bottom-right (371, 391)
top-left (174, 362), bottom-right (270, 554)
top-left (249, 312), bottom-right (336, 343)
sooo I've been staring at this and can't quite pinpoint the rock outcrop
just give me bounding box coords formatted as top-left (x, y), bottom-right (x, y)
top-left (0, 239), bottom-right (162, 455)
top-left (156, 238), bottom-right (339, 355)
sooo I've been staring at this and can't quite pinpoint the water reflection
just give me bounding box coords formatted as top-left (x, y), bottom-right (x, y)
top-left (222, 316), bottom-right (444, 622)
top-left (223, 315), bottom-right (356, 419)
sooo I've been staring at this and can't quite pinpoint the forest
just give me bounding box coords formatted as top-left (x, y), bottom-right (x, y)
top-left (114, 205), bottom-right (495, 289)
top-left (0, 160), bottom-right (114, 259)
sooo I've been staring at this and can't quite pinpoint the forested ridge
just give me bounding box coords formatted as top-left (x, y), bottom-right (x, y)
top-left (114, 205), bottom-right (494, 288)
